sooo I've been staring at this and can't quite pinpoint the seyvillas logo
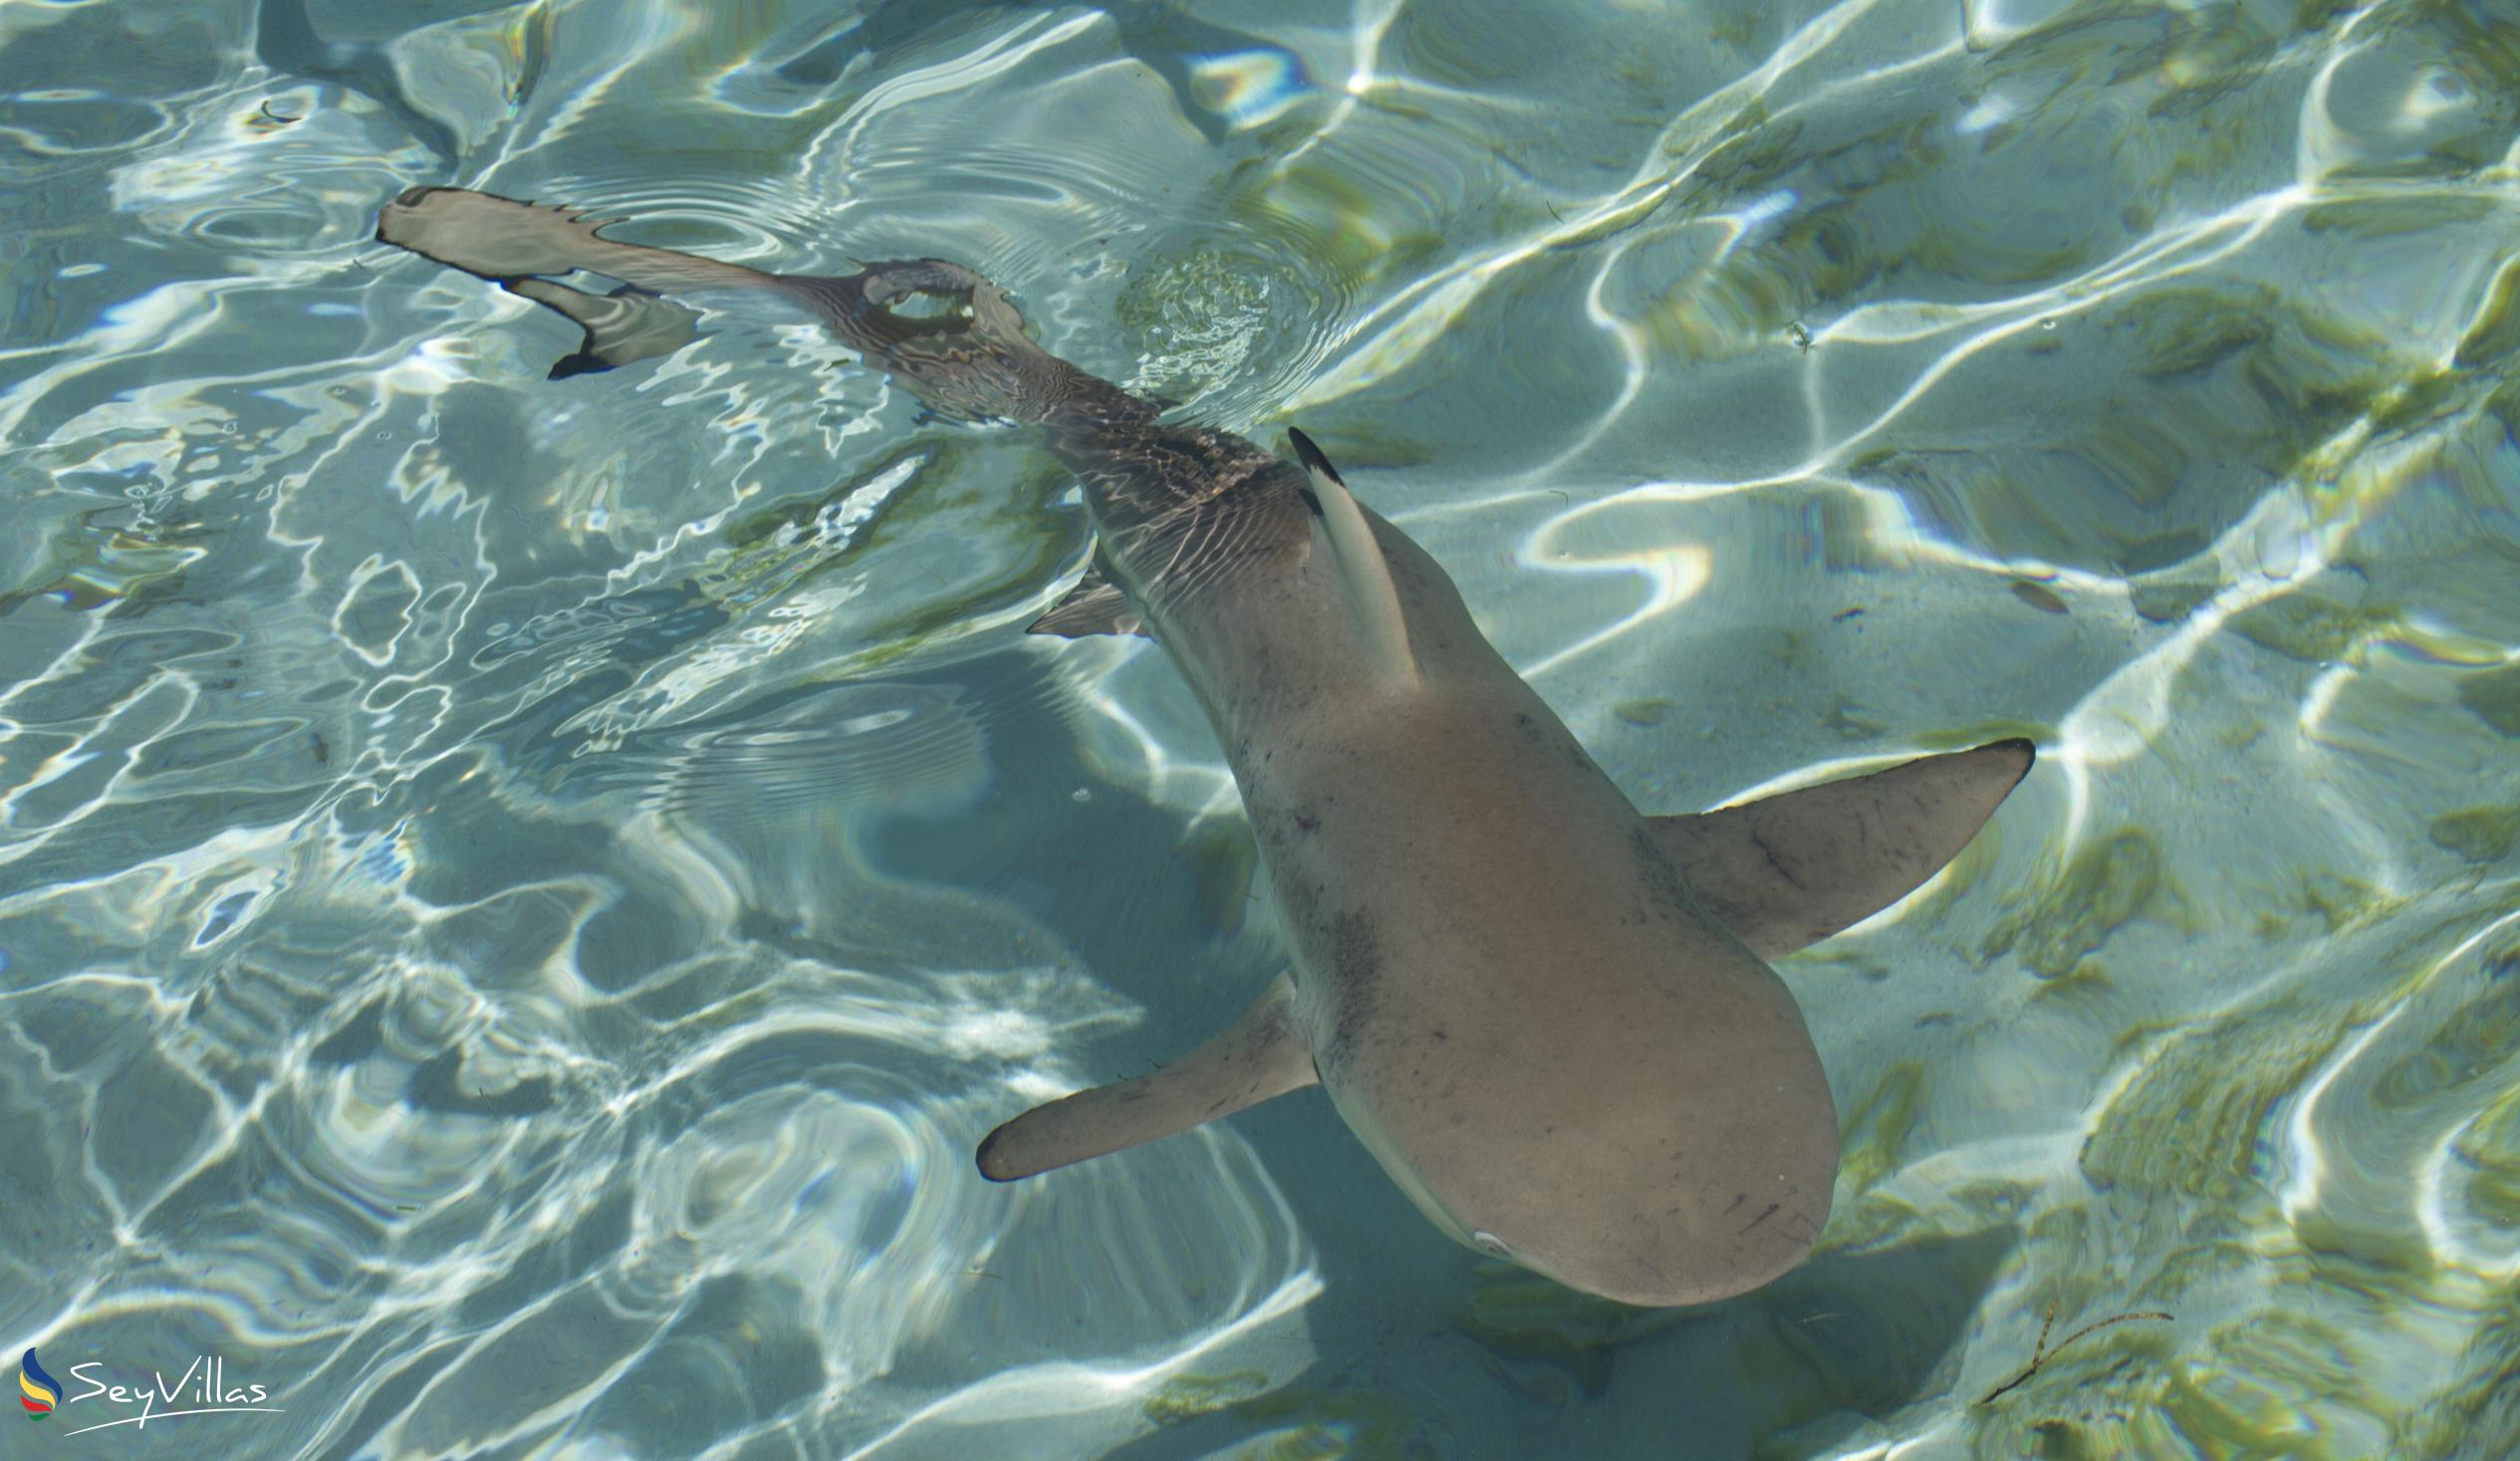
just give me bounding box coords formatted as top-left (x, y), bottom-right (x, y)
top-left (20, 1349), bottom-right (61, 1417)
top-left (18, 1349), bottom-right (284, 1438)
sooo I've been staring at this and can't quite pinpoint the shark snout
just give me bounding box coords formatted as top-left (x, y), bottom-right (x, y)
top-left (1457, 1121), bottom-right (1839, 1308)
top-left (1370, 997), bottom-right (1843, 1308)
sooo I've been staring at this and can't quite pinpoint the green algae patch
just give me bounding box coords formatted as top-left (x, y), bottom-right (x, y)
top-left (2367, 365), bottom-right (2464, 435)
top-left (2455, 661), bottom-right (2520, 737)
top-left (1143, 1368), bottom-right (1271, 1424)
top-left (2129, 1310), bottom-right (2394, 1461)
top-left (2393, 1279), bottom-right (2520, 1457)
top-left (2374, 967), bottom-right (2520, 1113)
top-left (2418, 806), bottom-right (2520, 861)
top-left (2289, 1206), bottom-right (2441, 1287)
top-left (719, 438), bottom-right (966, 553)
top-left (699, 437), bottom-right (1091, 672)
top-left (2027, 960), bottom-right (2115, 1005)
top-left (2018, 1416), bottom-right (2113, 1461)
top-left (2076, 280), bottom-right (2404, 496)
top-left (1981, 829), bottom-right (2161, 977)
top-left (2081, 1002), bottom-right (2352, 1216)
top-left (2459, 1145), bottom-right (2520, 1229)
top-left (2120, 285), bottom-right (2276, 382)
top-left (0, 507), bottom-right (216, 618)
top-left (1114, 247), bottom-right (1290, 403)
top-left (2129, 569), bottom-right (2223, 624)
top-left (1146, 1377), bottom-right (1418, 1458)
top-left (2437, 1036), bottom-right (2520, 1228)
top-left (2455, 251), bottom-right (2520, 369)
top-left (2304, 191), bottom-right (2499, 240)
top-left (1218, 157), bottom-right (1445, 286)
top-left (1837, 1060), bottom-right (1928, 1195)
top-left (2224, 592), bottom-right (2396, 663)
top-left (1236, 1426), bottom-right (1364, 1461)
top-left (2115, 526), bottom-right (2213, 577)
top-left (1811, 1190), bottom-right (1925, 1255)
top-left (2295, 871), bottom-right (2395, 934)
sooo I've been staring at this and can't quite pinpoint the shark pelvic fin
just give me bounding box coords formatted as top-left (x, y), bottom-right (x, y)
top-left (1288, 428), bottom-right (1418, 687)
top-left (976, 972), bottom-right (1316, 1180)
top-left (502, 277), bottom-right (702, 377)
top-left (1026, 565), bottom-right (1148, 638)
top-left (1651, 739), bottom-right (2035, 959)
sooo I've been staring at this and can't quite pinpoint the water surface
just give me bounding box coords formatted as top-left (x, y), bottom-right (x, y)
top-left (5, 1), bottom-right (2519, 1456)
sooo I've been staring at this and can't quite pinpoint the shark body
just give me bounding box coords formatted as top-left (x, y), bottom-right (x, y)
top-left (376, 186), bottom-right (2033, 1305)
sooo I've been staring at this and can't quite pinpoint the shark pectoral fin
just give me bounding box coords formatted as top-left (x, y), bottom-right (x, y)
top-left (503, 277), bottom-right (701, 377)
top-left (1653, 738), bottom-right (2036, 959)
top-left (976, 972), bottom-right (1315, 1181)
top-left (1026, 567), bottom-right (1148, 637)
top-left (1287, 428), bottom-right (1418, 686)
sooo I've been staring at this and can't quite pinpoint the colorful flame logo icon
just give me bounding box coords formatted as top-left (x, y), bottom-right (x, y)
top-left (20, 1348), bottom-right (61, 1417)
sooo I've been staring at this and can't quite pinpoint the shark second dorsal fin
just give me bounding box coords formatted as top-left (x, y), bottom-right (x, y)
top-left (1287, 428), bottom-right (1418, 688)
top-left (1651, 739), bottom-right (2035, 959)
top-left (1026, 565), bottom-right (1148, 638)
top-left (976, 972), bottom-right (1317, 1180)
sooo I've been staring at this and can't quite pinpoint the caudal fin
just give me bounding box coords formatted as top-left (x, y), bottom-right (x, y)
top-left (377, 186), bottom-right (778, 293)
top-left (376, 185), bottom-right (1122, 425)
top-left (501, 277), bottom-right (700, 376)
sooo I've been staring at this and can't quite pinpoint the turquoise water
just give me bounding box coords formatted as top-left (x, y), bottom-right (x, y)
top-left (5, 0), bottom-right (2519, 1456)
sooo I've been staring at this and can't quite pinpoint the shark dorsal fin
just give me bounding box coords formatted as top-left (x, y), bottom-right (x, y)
top-left (976, 972), bottom-right (1317, 1180)
top-left (1288, 428), bottom-right (1419, 688)
top-left (1651, 740), bottom-right (2035, 959)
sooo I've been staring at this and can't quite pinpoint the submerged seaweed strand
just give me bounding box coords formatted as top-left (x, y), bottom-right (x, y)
top-left (1977, 1296), bottom-right (2176, 1406)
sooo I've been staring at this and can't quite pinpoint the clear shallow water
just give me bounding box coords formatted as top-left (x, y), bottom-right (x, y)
top-left (3, 0), bottom-right (2517, 1456)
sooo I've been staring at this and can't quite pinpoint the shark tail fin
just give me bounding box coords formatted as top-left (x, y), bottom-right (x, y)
top-left (503, 277), bottom-right (702, 376)
top-left (1651, 739), bottom-right (2036, 959)
top-left (377, 185), bottom-right (779, 294)
top-left (1287, 428), bottom-right (1418, 687)
top-left (976, 973), bottom-right (1316, 1180)
top-left (378, 186), bottom-right (1143, 427)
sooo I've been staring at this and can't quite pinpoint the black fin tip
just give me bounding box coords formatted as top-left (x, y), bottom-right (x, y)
top-left (1286, 426), bottom-right (1345, 486)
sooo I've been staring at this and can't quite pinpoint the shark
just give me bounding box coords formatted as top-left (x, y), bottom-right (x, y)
top-left (375, 185), bottom-right (2034, 1306)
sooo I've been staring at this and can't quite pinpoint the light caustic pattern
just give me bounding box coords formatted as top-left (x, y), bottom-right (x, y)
top-left (0, 0), bottom-right (2516, 1456)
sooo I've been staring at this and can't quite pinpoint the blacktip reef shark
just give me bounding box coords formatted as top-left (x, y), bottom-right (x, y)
top-left (376, 185), bottom-right (2034, 1307)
